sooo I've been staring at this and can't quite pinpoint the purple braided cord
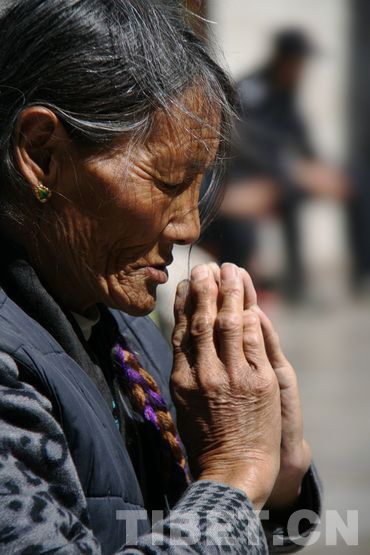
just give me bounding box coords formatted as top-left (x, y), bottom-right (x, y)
top-left (112, 342), bottom-right (190, 491)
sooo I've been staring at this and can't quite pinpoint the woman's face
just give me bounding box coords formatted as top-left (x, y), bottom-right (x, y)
top-left (32, 97), bottom-right (220, 315)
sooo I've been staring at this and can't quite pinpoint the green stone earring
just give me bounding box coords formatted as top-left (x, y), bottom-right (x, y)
top-left (34, 182), bottom-right (52, 203)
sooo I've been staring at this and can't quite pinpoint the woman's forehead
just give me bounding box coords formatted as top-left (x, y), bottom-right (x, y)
top-left (152, 91), bottom-right (221, 135)
top-left (147, 98), bottom-right (221, 165)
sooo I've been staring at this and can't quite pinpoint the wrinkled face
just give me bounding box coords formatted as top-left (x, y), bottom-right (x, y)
top-left (38, 94), bottom-right (220, 315)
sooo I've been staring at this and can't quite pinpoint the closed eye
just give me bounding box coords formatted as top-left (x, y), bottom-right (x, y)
top-left (155, 176), bottom-right (195, 194)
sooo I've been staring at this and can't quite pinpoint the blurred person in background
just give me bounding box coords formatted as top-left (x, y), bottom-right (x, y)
top-left (199, 29), bottom-right (349, 302)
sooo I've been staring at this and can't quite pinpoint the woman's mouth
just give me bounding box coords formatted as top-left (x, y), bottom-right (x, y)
top-left (143, 265), bottom-right (169, 284)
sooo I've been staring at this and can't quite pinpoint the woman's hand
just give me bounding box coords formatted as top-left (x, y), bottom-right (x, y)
top-left (223, 264), bottom-right (311, 510)
top-left (254, 306), bottom-right (312, 510)
top-left (171, 263), bottom-right (281, 510)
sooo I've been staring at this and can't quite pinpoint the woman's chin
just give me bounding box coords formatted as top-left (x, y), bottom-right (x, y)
top-left (104, 280), bottom-right (157, 316)
top-left (120, 300), bottom-right (156, 317)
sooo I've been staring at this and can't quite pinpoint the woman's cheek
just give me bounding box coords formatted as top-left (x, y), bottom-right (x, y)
top-left (125, 189), bottom-right (173, 237)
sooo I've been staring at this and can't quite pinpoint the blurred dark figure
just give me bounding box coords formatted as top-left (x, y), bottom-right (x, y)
top-left (201, 29), bottom-right (348, 301)
top-left (349, 0), bottom-right (370, 293)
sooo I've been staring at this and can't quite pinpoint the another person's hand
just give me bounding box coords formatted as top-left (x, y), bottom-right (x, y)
top-left (291, 159), bottom-right (350, 200)
top-left (171, 263), bottom-right (281, 509)
top-left (221, 177), bottom-right (279, 218)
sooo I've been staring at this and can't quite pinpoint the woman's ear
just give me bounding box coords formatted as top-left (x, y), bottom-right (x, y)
top-left (15, 107), bottom-right (69, 193)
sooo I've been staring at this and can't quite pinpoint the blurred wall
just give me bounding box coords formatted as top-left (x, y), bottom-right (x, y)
top-left (207, 0), bottom-right (349, 162)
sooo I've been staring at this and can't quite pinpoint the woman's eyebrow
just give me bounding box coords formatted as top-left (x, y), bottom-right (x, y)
top-left (152, 153), bottom-right (208, 175)
top-left (186, 159), bottom-right (210, 173)
top-left (150, 135), bottom-right (219, 180)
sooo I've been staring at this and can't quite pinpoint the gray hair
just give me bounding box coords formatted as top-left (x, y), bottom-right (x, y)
top-left (0, 0), bottom-right (235, 228)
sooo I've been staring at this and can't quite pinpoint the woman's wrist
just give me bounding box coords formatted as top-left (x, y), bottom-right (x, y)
top-left (199, 462), bottom-right (278, 510)
top-left (265, 440), bottom-right (312, 510)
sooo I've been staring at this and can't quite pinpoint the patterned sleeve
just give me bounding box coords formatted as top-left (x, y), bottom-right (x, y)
top-left (133, 481), bottom-right (268, 554)
top-left (0, 352), bottom-right (101, 554)
top-left (0, 352), bottom-right (269, 554)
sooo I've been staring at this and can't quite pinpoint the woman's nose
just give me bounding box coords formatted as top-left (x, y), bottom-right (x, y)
top-left (163, 205), bottom-right (201, 246)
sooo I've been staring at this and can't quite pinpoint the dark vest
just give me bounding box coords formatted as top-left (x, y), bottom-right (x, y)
top-left (0, 287), bottom-right (174, 554)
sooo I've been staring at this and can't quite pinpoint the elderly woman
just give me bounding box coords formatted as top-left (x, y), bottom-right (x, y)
top-left (0, 1), bottom-right (321, 554)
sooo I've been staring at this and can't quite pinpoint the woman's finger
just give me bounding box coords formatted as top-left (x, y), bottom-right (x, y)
top-left (251, 305), bottom-right (287, 369)
top-left (172, 279), bottom-right (190, 353)
top-left (242, 309), bottom-right (270, 369)
top-left (189, 264), bottom-right (218, 357)
top-left (238, 269), bottom-right (271, 369)
top-left (208, 262), bottom-right (220, 287)
top-left (216, 263), bottom-right (245, 367)
top-left (240, 268), bottom-right (258, 310)
top-left (171, 279), bottom-right (197, 389)
top-left (173, 279), bottom-right (189, 322)
top-left (251, 306), bottom-right (300, 400)
top-left (250, 307), bottom-right (305, 453)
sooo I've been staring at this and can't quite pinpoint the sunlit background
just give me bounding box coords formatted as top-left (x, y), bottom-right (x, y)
top-left (154, 1), bottom-right (370, 553)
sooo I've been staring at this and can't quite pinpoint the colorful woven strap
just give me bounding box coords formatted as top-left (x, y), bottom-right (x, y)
top-left (112, 341), bottom-right (190, 502)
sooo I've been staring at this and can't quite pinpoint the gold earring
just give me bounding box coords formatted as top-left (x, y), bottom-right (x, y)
top-left (33, 182), bottom-right (52, 203)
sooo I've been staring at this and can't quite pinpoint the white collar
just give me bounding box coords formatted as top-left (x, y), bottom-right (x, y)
top-left (71, 305), bottom-right (100, 341)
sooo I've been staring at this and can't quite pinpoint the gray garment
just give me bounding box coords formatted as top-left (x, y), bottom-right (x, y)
top-left (0, 349), bottom-right (321, 554)
top-left (0, 352), bottom-right (265, 554)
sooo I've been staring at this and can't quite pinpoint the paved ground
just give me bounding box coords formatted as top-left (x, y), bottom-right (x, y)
top-left (272, 297), bottom-right (370, 554)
